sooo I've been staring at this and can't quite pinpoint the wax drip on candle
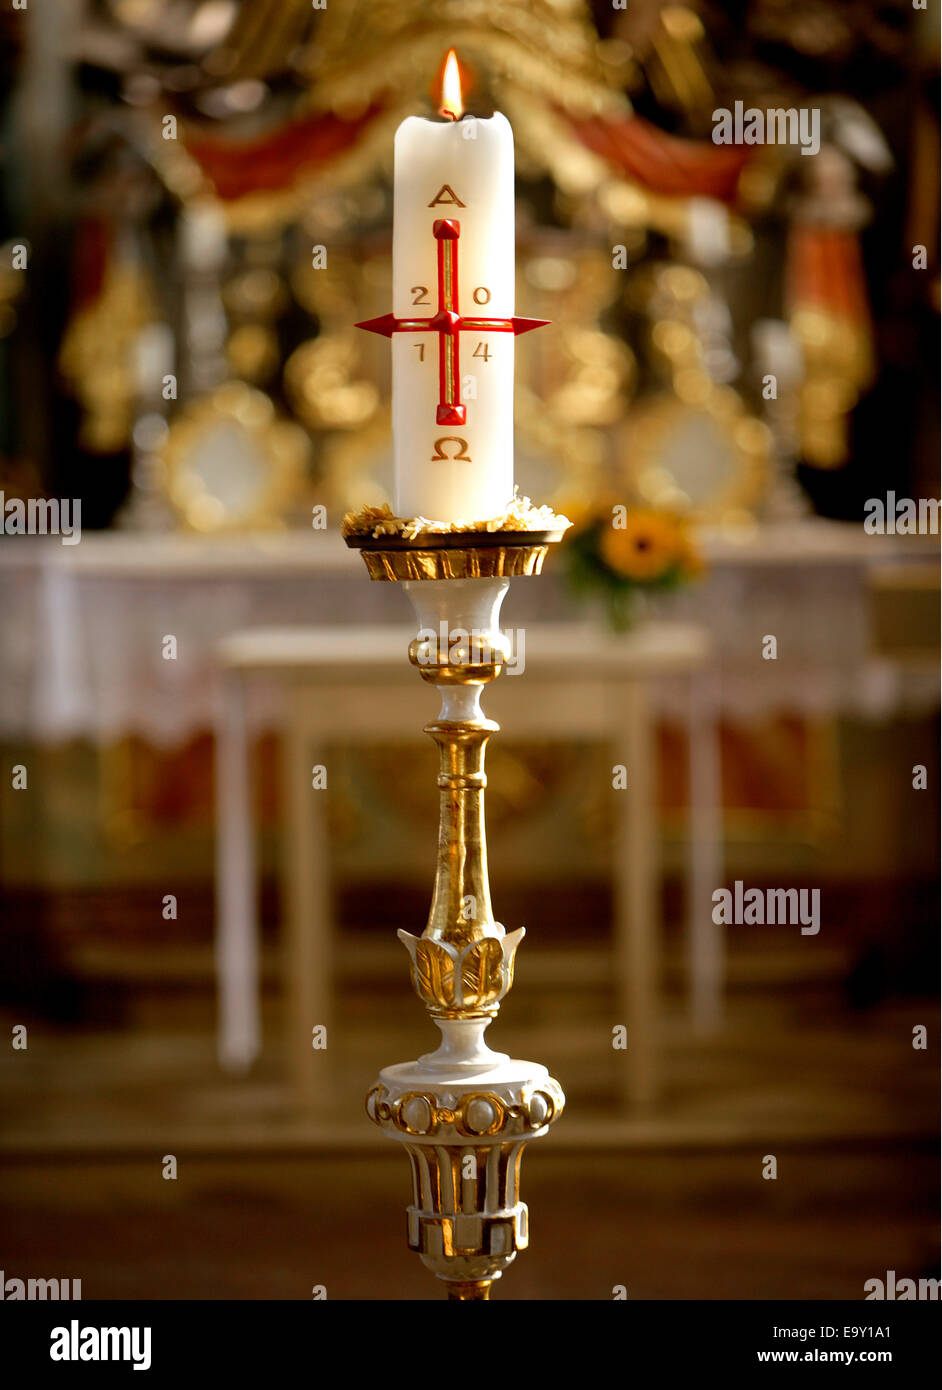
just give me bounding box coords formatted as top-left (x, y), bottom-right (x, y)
top-left (439, 49), bottom-right (463, 121)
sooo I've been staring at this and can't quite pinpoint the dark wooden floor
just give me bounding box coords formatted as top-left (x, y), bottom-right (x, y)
top-left (0, 1147), bottom-right (936, 1300)
top-left (0, 917), bottom-right (937, 1300)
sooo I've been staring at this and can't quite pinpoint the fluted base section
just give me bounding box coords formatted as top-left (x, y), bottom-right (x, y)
top-left (366, 1048), bottom-right (564, 1294)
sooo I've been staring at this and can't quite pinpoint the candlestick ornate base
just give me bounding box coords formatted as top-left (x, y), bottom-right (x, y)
top-left (346, 520), bottom-right (568, 1299)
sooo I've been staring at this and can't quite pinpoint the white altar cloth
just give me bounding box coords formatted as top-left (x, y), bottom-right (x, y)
top-left (0, 520), bottom-right (936, 745)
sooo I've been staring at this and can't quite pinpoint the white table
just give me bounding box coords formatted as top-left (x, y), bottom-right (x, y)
top-left (214, 621), bottom-right (718, 1108)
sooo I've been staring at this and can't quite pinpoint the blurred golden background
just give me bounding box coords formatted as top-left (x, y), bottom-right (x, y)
top-left (0, 0), bottom-right (938, 1299)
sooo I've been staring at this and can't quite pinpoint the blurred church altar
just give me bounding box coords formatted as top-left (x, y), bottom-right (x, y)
top-left (0, 0), bottom-right (939, 1300)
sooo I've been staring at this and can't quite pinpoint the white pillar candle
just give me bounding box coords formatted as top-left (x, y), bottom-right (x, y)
top-left (357, 57), bottom-right (548, 522)
top-left (390, 109), bottom-right (516, 522)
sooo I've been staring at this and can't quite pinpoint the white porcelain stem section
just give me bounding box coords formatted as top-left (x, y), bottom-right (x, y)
top-left (403, 576), bottom-right (510, 721)
top-left (418, 1017), bottom-right (509, 1073)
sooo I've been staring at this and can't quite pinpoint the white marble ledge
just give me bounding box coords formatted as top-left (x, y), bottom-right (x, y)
top-left (0, 518), bottom-right (936, 578)
top-left (697, 518), bottom-right (939, 567)
top-left (216, 621), bottom-right (712, 677)
top-left (0, 528), bottom-right (357, 577)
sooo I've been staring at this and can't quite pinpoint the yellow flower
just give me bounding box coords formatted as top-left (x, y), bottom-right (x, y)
top-left (599, 510), bottom-right (685, 581)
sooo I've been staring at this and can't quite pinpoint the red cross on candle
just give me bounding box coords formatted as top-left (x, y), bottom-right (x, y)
top-left (356, 219), bottom-right (549, 427)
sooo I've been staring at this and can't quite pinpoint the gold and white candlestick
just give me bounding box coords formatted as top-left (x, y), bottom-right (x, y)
top-left (345, 508), bottom-right (568, 1300)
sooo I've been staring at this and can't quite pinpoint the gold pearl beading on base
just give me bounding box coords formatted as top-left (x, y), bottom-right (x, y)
top-left (366, 1076), bottom-right (565, 1138)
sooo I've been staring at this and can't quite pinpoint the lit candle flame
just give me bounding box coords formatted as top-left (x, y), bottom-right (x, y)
top-left (439, 49), bottom-right (463, 120)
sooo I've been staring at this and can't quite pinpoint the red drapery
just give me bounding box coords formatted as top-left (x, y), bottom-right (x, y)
top-left (563, 110), bottom-right (750, 203)
top-left (181, 105), bottom-right (383, 202)
top-left (178, 103), bottom-right (750, 206)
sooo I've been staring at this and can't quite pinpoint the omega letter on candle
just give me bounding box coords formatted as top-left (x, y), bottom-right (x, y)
top-left (356, 57), bottom-right (548, 524)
